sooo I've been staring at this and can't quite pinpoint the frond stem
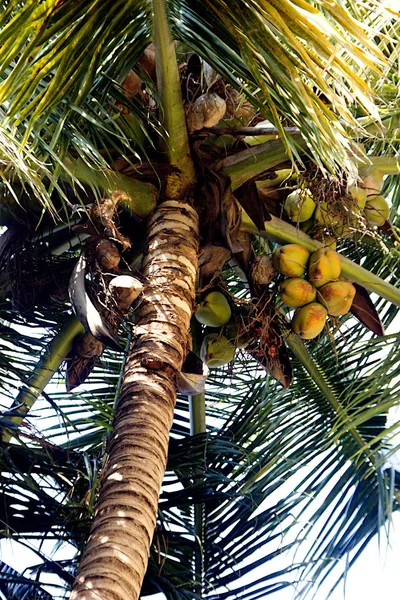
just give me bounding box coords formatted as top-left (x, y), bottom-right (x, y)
top-left (2, 316), bottom-right (84, 443)
top-left (152, 0), bottom-right (195, 190)
top-left (216, 137), bottom-right (307, 190)
top-left (287, 335), bottom-right (376, 467)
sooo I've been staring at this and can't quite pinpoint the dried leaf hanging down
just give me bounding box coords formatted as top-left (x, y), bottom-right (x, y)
top-left (176, 351), bottom-right (209, 396)
top-left (137, 43), bottom-right (156, 78)
top-left (74, 332), bottom-right (105, 358)
top-left (69, 254), bottom-right (123, 351)
top-left (350, 283), bottom-right (384, 336)
top-left (66, 333), bottom-right (105, 392)
top-left (250, 255), bottom-right (277, 294)
top-left (109, 275), bottom-right (144, 313)
top-left (235, 182), bottom-right (266, 231)
top-left (66, 356), bottom-right (98, 392)
top-left (199, 244), bottom-right (232, 288)
top-left (203, 61), bottom-right (220, 90)
top-left (186, 93), bottom-right (227, 133)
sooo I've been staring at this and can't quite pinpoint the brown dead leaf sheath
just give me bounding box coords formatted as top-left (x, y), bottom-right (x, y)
top-left (70, 200), bottom-right (199, 600)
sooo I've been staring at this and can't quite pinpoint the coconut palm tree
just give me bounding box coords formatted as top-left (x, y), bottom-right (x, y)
top-left (0, 1), bottom-right (400, 599)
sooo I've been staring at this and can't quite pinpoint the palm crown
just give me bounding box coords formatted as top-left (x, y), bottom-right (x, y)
top-left (0, 1), bottom-right (400, 599)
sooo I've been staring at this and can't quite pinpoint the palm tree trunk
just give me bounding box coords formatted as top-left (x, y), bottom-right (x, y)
top-left (71, 199), bottom-right (199, 600)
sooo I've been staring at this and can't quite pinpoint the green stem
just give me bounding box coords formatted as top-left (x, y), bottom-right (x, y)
top-left (241, 213), bottom-right (400, 307)
top-left (189, 392), bottom-right (206, 596)
top-left (256, 169), bottom-right (295, 190)
top-left (189, 317), bottom-right (206, 596)
top-left (152, 0), bottom-right (195, 191)
top-left (2, 316), bottom-right (84, 443)
top-left (189, 393), bottom-right (206, 436)
top-left (216, 137), bottom-right (307, 190)
top-left (366, 156), bottom-right (399, 175)
top-left (286, 335), bottom-right (376, 465)
top-left (65, 158), bottom-right (157, 217)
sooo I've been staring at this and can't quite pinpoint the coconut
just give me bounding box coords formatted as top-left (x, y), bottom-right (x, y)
top-left (280, 278), bottom-right (316, 308)
top-left (96, 239), bottom-right (120, 270)
top-left (186, 93), bottom-right (227, 133)
top-left (272, 244), bottom-right (310, 278)
top-left (364, 195), bottom-right (390, 226)
top-left (195, 291), bottom-right (232, 327)
top-left (359, 167), bottom-right (384, 196)
top-left (292, 303), bottom-right (327, 339)
top-left (284, 189), bottom-right (316, 223)
top-left (308, 248), bottom-right (341, 288)
top-left (200, 333), bottom-right (236, 368)
top-left (109, 275), bottom-right (144, 311)
top-left (348, 185), bottom-right (367, 209)
top-left (318, 281), bottom-right (356, 316)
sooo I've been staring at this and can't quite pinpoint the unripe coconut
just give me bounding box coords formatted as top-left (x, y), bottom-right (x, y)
top-left (348, 185), bottom-right (367, 209)
top-left (186, 93), bottom-right (227, 133)
top-left (318, 281), bottom-right (356, 316)
top-left (359, 167), bottom-right (384, 196)
top-left (224, 320), bottom-right (253, 349)
top-left (308, 248), bottom-right (341, 288)
top-left (280, 278), bottom-right (316, 308)
top-left (292, 302), bottom-right (327, 340)
top-left (96, 239), bottom-right (120, 270)
top-left (200, 333), bottom-right (236, 368)
top-left (284, 189), bottom-right (316, 223)
top-left (364, 195), bottom-right (390, 226)
top-left (195, 291), bottom-right (232, 327)
top-left (272, 244), bottom-right (310, 278)
top-left (331, 210), bottom-right (361, 239)
top-left (314, 202), bottom-right (341, 229)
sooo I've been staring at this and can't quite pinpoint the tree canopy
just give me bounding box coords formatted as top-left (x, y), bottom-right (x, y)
top-left (0, 1), bottom-right (399, 599)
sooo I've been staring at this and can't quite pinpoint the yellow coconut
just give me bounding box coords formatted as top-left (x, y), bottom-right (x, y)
top-left (272, 244), bottom-right (310, 278)
top-left (284, 189), bottom-right (316, 223)
top-left (280, 278), bottom-right (316, 308)
top-left (308, 248), bottom-right (341, 288)
top-left (292, 302), bottom-right (328, 339)
top-left (200, 333), bottom-right (236, 368)
top-left (364, 195), bottom-right (390, 226)
top-left (318, 281), bottom-right (356, 316)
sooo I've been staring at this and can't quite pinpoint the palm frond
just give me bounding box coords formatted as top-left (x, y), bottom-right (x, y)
top-left (0, 559), bottom-right (53, 600)
top-left (171, 0), bottom-right (390, 174)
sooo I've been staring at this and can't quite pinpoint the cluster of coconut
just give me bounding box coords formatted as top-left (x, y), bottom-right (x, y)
top-left (272, 244), bottom-right (356, 339)
top-left (193, 291), bottom-right (248, 368)
top-left (284, 167), bottom-right (389, 243)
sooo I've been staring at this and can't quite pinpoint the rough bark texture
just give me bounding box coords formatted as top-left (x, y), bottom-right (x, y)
top-left (71, 200), bottom-right (199, 600)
